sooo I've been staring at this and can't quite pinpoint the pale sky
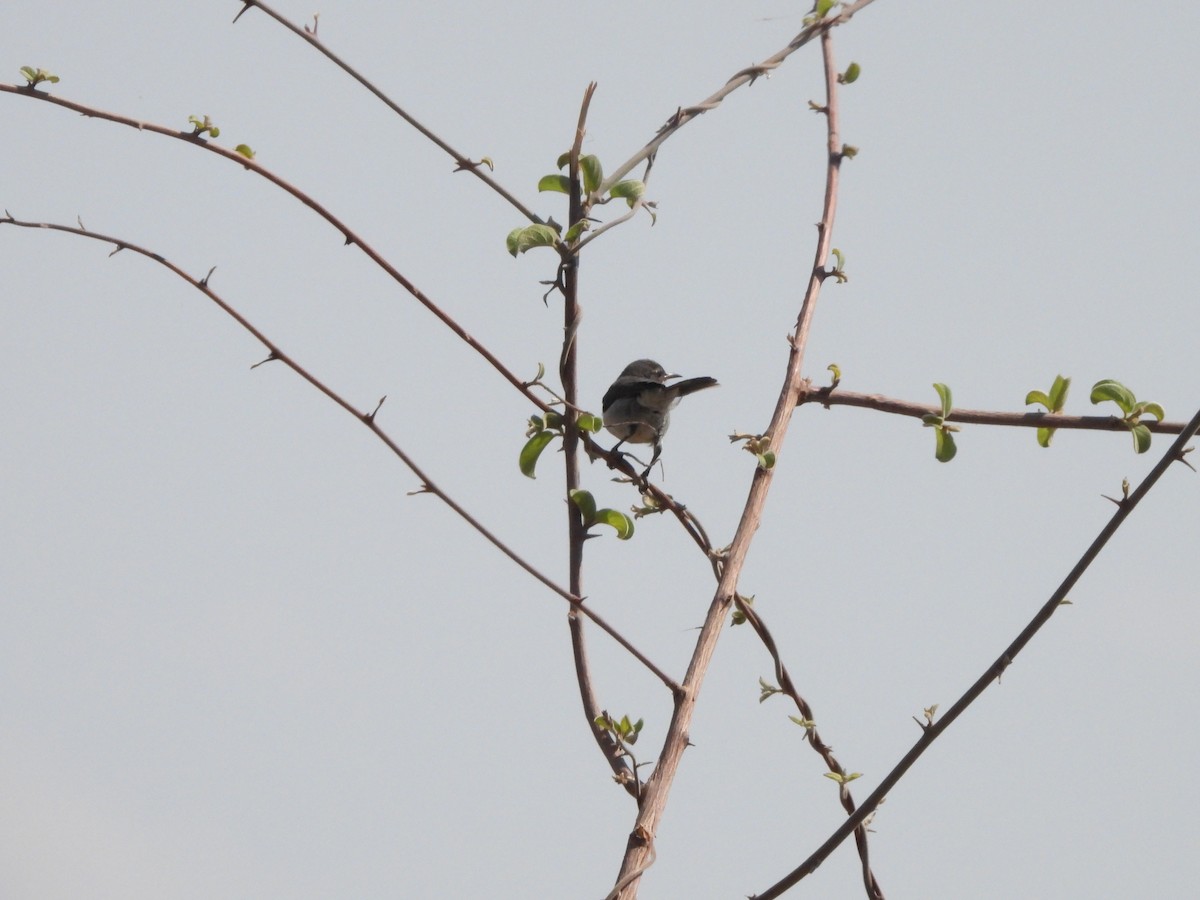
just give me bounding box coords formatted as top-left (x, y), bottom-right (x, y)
top-left (2, 2), bottom-right (1198, 898)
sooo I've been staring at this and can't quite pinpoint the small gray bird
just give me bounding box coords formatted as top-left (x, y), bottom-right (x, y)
top-left (601, 359), bottom-right (718, 469)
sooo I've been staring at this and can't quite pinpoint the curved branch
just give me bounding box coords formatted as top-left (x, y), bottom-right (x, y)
top-left (0, 83), bottom-right (546, 414)
top-left (0, 213), bottom-right (677, 701)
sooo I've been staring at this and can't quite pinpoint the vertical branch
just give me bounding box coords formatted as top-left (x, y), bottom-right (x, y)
top-left (610, 26), bottom-right (851, 897)
top-left (560, 85), bottom-right (635, 792)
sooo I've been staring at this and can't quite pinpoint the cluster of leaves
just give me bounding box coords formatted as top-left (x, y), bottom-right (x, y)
top-left (922, 383), bottom-right (959, 463)
top-left (519, 410), bottom-right (603, 478)
top-left (1089, 379), bottom-right (1164, 454)
top-left (19, 66), bottom-right (59, 88)
top-left (1025, 374), bottom-right (1070, 447)
top-left (928, 376), bottom-right (1164, 462)
top-left (186, 114), bottom-right (255, 158)
top-left (506, 153), bottom-right (647, 257)
top-left (594, 712), bottom-right (644, 747)
top-left (1026, 375), bottom-right (1164, 453)
top-left (569, 489), bottom-right (635, 541)
top-left (729, 432), bottom-right (775, 470)
top-left (520, 410), bottom-right (631, 538)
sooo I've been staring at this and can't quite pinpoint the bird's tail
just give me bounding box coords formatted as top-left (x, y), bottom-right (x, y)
top-left (673, 376), bottom-right (719, 396)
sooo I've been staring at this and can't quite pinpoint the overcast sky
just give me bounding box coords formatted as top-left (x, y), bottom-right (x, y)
top-left (2, 2), bottom-right (1198, 898)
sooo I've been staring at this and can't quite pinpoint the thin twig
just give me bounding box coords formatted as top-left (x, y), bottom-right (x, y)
top-left (594, 0), bottom-right (879, 200)
top-left (232, 0), bottom-right (543, 223)
top-left (0, 213), bottom-right (677, 697)
top-left (751, 404), bottom-right (1200, 900)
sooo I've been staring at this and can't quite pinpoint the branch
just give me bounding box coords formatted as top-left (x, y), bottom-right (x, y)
top-left (752, 407), bottom-right (1200, 899)
top-left (0, 83), bottom-right (546, 414)
top-left (610, 23), bottom-right (858, 898)
top-left (555, 84), bottom-right (646, 795)
top-left (232, 0), bottom-right (543, 223)
top-left (804, 385), bottom-right (1194, 434)
top-left (594, 0), bottom-right (880, 199)
top-left (0, 213), bottom-right (677, 704)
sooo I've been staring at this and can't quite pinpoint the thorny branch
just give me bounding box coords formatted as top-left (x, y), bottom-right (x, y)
top-left (751, 405), bottom-right (1200, 900)
top-left (0, 213), bottom-right (677, 708)
top-left (609, 22), bottom-right (869, 899)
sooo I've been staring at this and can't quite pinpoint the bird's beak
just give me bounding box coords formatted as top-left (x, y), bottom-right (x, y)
top-left (665, 373), bottom-right (681, 381)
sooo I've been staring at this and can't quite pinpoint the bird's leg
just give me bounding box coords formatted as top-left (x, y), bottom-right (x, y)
top-left (641, 439), bottom-right (664, 480)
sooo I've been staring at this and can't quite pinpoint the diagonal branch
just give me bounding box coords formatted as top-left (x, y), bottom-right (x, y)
top-left (0, 213), bottom-right (677, 704)
top-left (610, 23), bottom-right (861, 898)
top-left (752, 407), bottom-right (1200, 899)
top-left (594, 0), bottom-right (880, 199)
top-left (0, 83), bottom-right (546, 413)
top-left (232, 0), bottom-right (543, 223)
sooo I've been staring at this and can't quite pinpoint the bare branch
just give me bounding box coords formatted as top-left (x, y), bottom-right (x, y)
top-left (594, 0), bottom-right (880, 199)
top-left (610, 24), bottom-right (856, 898)
top-left (233, 0), bottom-right (543, 223)
top-left (0, 214), bottom-right (677, 704)
top-left (752, 406), bottom-right (1200, 899)
top-left (0, 83), bottom-right (547, 413)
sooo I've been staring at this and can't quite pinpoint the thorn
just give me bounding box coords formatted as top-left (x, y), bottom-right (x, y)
top-left (365, 396), bottom-right (387, 422)
top-left (250, 351), bottom-right (279, 370)
top-left (199, 265), bottom-right (217, 287)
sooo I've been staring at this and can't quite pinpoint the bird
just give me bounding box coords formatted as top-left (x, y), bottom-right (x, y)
top-left (601, 359), bottom-right (718, 471)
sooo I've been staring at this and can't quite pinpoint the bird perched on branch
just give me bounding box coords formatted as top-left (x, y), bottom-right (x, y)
top-left (601, 359), bottom-right (718, 471)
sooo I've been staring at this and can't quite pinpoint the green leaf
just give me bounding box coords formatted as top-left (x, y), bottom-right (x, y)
top-left (594, 508), bottom-right (635, 540)
top-left (519, 430), bottom-right (557, 479)
top-left (1141, 402), bottom-right (1165, 422)
top-left (569, 488), bottom-right (596, 524)
top-left (1048, 374), bottom-right (1071, 409)
top-left (1025, 390), bottom-right (1051, 409)
top-left (757, 451), bottom-right (776, 470)
top-left (1036, 426), bottom-right (1054, 448)
top-left (934, 427), bottom-right (957, 463)
top-left (1130, 423), bottom-right (1152, 454)
top-left (1090, 379), bottom-right (1136, 414)
top-left (580, 154), bottom-right (603, 195)
top-left (576, 413), bottom-right (603, 433)
top-left (609, 179), bottom-right (646, 206)
top-left (563, 220), bottom-right (589, 243)
top-left (840, 62), bottom-right (861, 84)
top-left (538, 174), bottom-right (571, 194)
top-left (506, 223), bottom-right (559, 257)
top-left (20, 66), bottom-right (59, 86)
top-left (556, 151), bottom-right (572, 170)
top-left (921, 413), bottom-right (943, 427)
top-left (933, 383), bottom-right (953, 419)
